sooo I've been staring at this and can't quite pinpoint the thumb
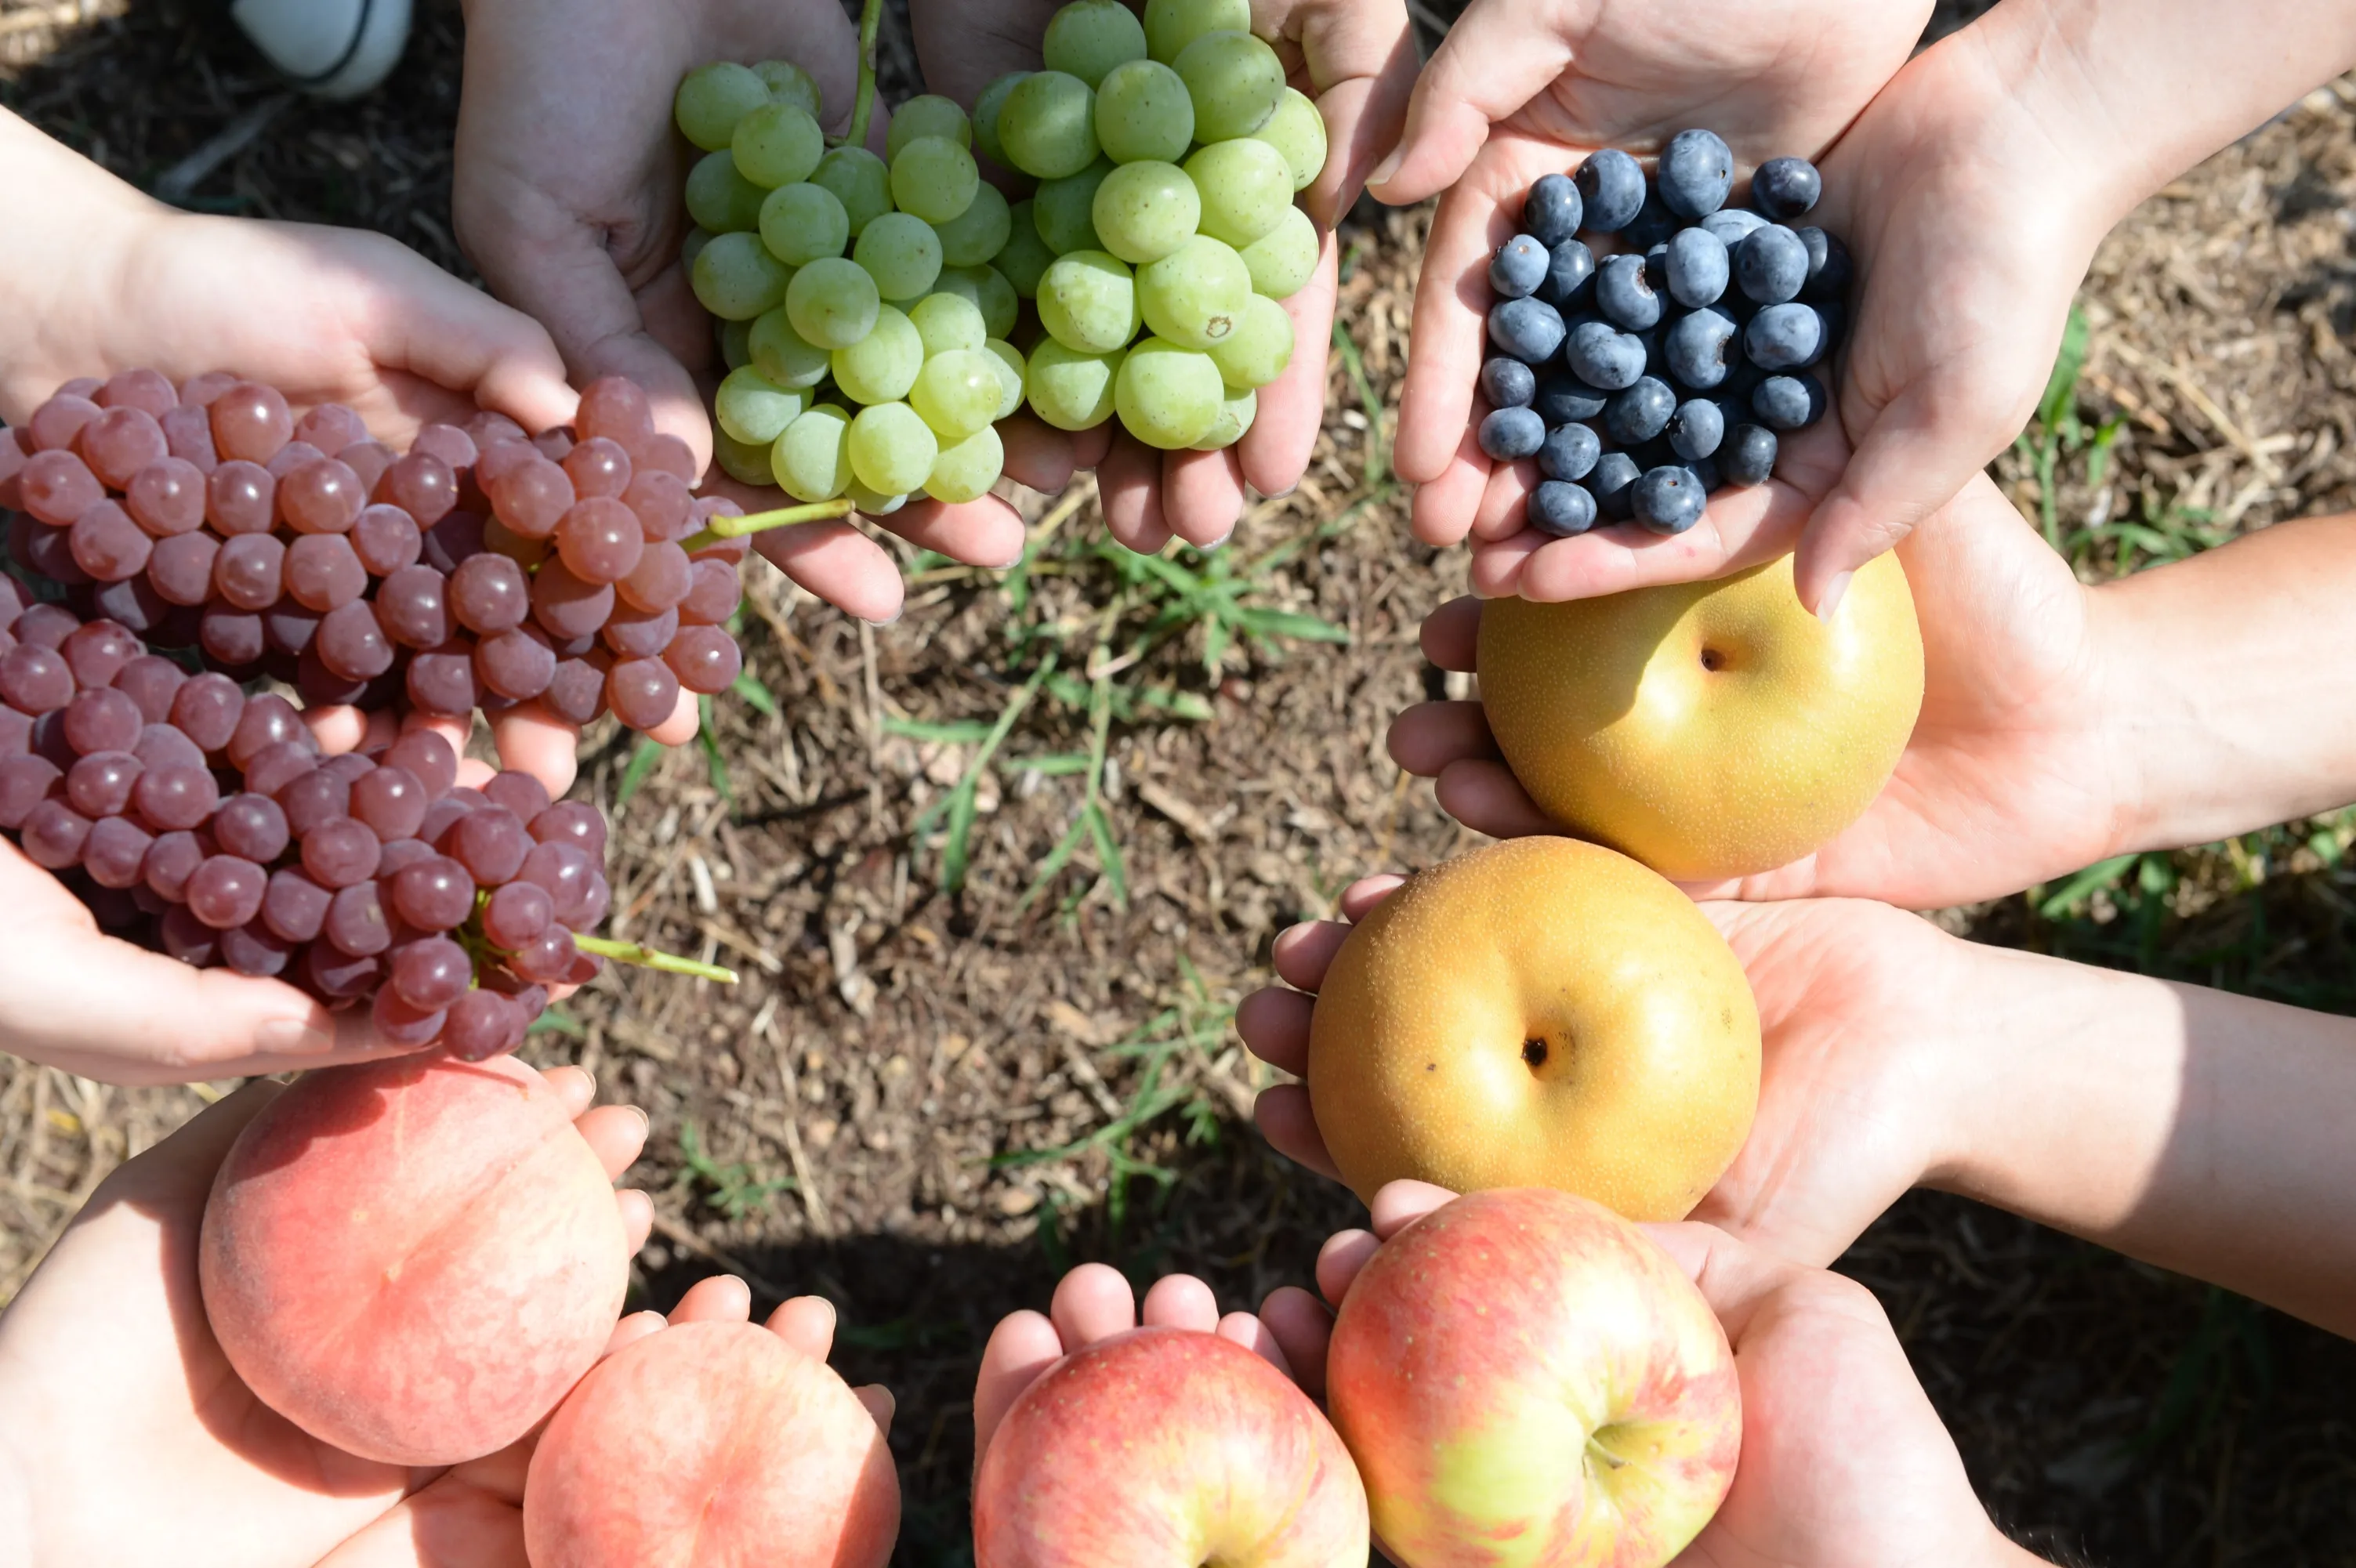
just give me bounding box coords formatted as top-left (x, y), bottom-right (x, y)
top-left (1368, 0), bottom-right (1575, 205)
top-left (1637, 1220), bottom-right (1804, 1345)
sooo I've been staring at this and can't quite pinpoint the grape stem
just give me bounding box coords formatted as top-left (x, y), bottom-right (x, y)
top-left (679, 498), bottom-right (857, 552)
top-left (846, 0), bottom-right (883, 152)
top-left (574, 933), bottom-right (741, 985)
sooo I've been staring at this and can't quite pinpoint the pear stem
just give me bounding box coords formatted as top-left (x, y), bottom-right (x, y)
top-left (574, 935), bottom-right (740, 985)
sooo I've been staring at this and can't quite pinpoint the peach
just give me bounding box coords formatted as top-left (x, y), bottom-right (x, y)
top-left (198, 1052), bottom-right (629, 1466)
top-left (524, 1319), bottom-right (901, 1568)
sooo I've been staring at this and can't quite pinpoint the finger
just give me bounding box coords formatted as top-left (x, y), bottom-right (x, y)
top-left (1466, 528), bottom-right (1544, 597)
top-left (1366, 0), bottom-right (1575, 206)
top-left (1096, 433), bottom-right (1170, 555)
top-left (1000, 411), bottom-right (1078, 495)
top-left (1419, 596), bottom-right (1481, 668)
top-left (752, 519), bottom-right (905, 622)
top-left (1393, 173), bottom-right (1502, 489)
top-left (575, 1104), bottom-right (649, 1181)
top-left (1271, 918), bottom-right (1354, 991)
top-left (1049, 1261), bottom-right (1140, 1349)
top-left (617, 1189), bottom-right (654, 1255)
top-left (1506, 474), bottom-right (1810, 603)
top-left (1256, 1285), bottom-right (1333, 1398)
top-left (606, 1308), bottom-right (669, 1356)
top-left (1140, 1273), bottom-right (1222, 1334)
top-left (669, 1273), bottom-right (755, 1324)
top-left (1336, 873), bottom-right (1408, 923)
top-left (1253, 1085), bottom-right (1343, 1181)
top-left (880, 493), bottom-right (1028, 567)
top-left (766, 1295), bottom-right (839, 1362)
top-left (1471, 458), bottom-right (1540, 542)
top-left (1386, 700), bottom-right (1499, 777)
top-left (542, 1063), bottom-right (596, 1117)
top-left (1234, 237), bottom-right (1339, 500)
top-left (1407, 433), bottom-right (1494, 546)
top-left (643, 687), bottom-right (701, 748)
top-left (1217, 1310), bottom-right (1296, 1382)
top-left (1434, 758), bottom-right (1562, 838)
top-left (1635, 1220), bottom-right (1800, 1345)
top-left (1314, 1226), bottom-right (1382, 1306)
top-left (485, 702), bottom-right (582, 798)
top-left (1065, 419), bottom-right (1116, 473)
top-left (973, 1308), bottom-right (1066, 1462)
top-left (302, 703), bottom-right (369, 757)
top-left (1368, 1179), bottom-right (1458, 1237)
top-left (1796, 386), bottom-right (1989, 616)
top-left (854, 1383), bottom-right (897, 1435)
top-left (1234, 985), bottom-right (1314, 1076)
top-left (1296, 16), bottom-right (1419, 226)
top-left (1158, 446), bottom-right (1245, 549)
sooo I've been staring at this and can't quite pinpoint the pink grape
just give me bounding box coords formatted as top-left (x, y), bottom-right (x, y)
top-left (324, 881), bottom-right (393, 956)
top-left (208, 382), bottom-right (292, 463)
top-left (187, 854), bottom-right (267, 929)
top-left (134, 764), bottom-right (219, 831)
top-left (205, 461), bottom-right (276, 535)
top-left (276, 769), bottom-right (351, 837)
top-left (83, 814), bottom-right (154, 889)
top-left (450, 806), bottom-right (530, 885)
top-left (440, 990), bottom-right (526, 1062)
top-left (482, 880), bottom-right (555, 950)
top-left (65, 751), bottom-right (142, 817)
top-left (392, 853), bottom-right (475, 930)
top-left (350, 764), bottom-right (428, 840)
top-left (262, 869), bottom-right (333, 942)
top-left (62, 687), bottom-right (142, 755)
top-left (350, 504), bottom-right (423, 576)
top-left (375, 564), bottom-right (452, 648)
top-left (370, 985), bottom-right (448, 1046)
top-left (382, 731), bottom-right (459, 798)
top-left (390, 935), bottom-right (473, 1010)
top-left (302, 817), bottom-right (382, 889)
top-left (125, 458), bottom-right (207, 537)
top-left (214, 792), bottom-right (292, 863)
top-left (78, 406), bottom-right (169, 487)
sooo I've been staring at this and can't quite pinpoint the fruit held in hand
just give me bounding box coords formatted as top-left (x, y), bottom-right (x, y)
top-left (1326, 1188), bottom-right (1740, 1568)
top-left (973, 1327), bottom-right (1369, 1567)
top-left (1478, 549), bottom-right (1924, 880)
top-left (526, 1320), bottom-right (901, 1568)
top-left (1307, 837), bottom-right (1759, 1219)
top-left (198, 1052), bottom-right (629, 1465)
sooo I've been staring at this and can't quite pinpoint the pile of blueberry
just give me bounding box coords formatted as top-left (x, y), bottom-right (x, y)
top-left (1476, 131), bottom-right (1849, 537)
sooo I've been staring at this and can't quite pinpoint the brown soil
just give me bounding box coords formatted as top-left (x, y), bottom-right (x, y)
top-left (7, 2), bottom-right (2356, 1562)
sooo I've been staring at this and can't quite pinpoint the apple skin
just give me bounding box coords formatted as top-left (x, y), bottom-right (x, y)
top-left (973, 1327), bottom-right (1371, 1568)
top-left (1306, 836), bottom-right (1760, 1219)
top-left (1478, 549), bottom-right (1923, 882)
top-left (1326, 1188), bottom-right (1740, 1568)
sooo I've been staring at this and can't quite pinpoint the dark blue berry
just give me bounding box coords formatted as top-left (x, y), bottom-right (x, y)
top-left (1666, 398), bottom-right (1724, 462)
top-left (1722, 423), bottom-right (1777, 484)
top-left (1489, 234), bottom-right (1550, 301)
top-left (1480, 357), bottom-right (1537, 410)
top-left (1734, 224), bottom-right (1809, 306)
top-left (1594, 253), bottom-right (1662, 331)
top-left (1702, 208), bottom-right (1767, 248)
top-left (1663, 227), bottom-right (1729, 308)
top-left (1523, 173), bottom-right (1583, 248)
top-left (1744, 302), bottom-right (1825, 371)
top-left (1751, 375), bottom-right (1826, 431)
top-left (1812, 301), bottom-right (1847, 353)
top-left (1539, 238), bottom-right (1596, 311)
top-left (1563, 320), bottom-right (1647, 391)
top-left (1632, 465), bottom-right (1706, 533)
top-left (1532, 374), bottom-right (1611, 425)
top-left (1537, 421), bottom-right (1600, 482)
top-left (1751, 157), bottom-right (1821, 221)
top-left (1487, 297), bottom-right (1567, 364)
top-left (1797, 227), bottom-right (1853, 302)
top-left (1477, 405), bottom-right (1547, 461)
top-left (1528, 480), bottom-right (1597, 538)
top-left (1603, 376), bottom-right (1675, 445)
top-left (1622, 190), bottom-right (1679, 249)
top-left (1662, 306), bottom-right (1739, 390)
top-left (1656, 129), bottom-right (1734, 219)
top-left (1687, 456), bottom-right (1722, 493)
top-left (1574, 149), bottom-right (1646, 232)
top-left (1590, 451), bottom-right (1642, 520)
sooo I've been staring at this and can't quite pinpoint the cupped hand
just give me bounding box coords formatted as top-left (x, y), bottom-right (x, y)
top-left (1390, 473), bottom-right (2132, 909)
top-left (908, 0), bottom-right (1418, 554)
top-left (0, 1064), bottom-right (652, 1568)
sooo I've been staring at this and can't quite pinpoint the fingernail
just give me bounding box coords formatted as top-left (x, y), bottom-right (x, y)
top-left (1814, 571), bottom-right (1854, 624)
top-left (256, 1016), bottom-right (335, 1056)
top-left (869, 606), bottom-right (904, 627)
top-left (625, 1105), bottom-right (650, 1139)
top-left (1367, 146), bottom-right (1404, 190)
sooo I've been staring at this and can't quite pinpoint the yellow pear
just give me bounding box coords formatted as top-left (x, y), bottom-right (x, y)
top-left (1306, 837), bottom-right (1759, 1220)
top-left (1478, 550), bottom-right (1923, 882)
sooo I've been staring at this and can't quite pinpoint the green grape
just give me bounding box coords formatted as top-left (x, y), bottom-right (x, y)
top-left (1092, 160), bottom-right (1201, 265)
top-left (1094, 59), bottom-right (1194, 165)
top-left (811, 147), bottom-right (893, 237)
top-left (973, 72), bottom-right (1029, 168)
top-left (888, 94), bottom-right (973, 159)
top-left (693, 231), bottom-right (793, 320)
top-left (925, 423), bottom-right (1005, 504)
top-left (1042, 0), bottom-right (1149, 88)
top-left (749, 306), bottom-right (832, 389)
top-left (759, 181), bottom-right (850, 266)
top-left (1191, 385), bottom-right (1256, 450)
top-left (785, 256), bottom-right (881, 349)
top-left (1174, 31), bottom-right (1285, 141)
top-left (716, 364), bottom-right (806, 444)
top-left (732, 101), bottom-right (825, 189)
top-left (910, 292), bottom-right (988, 355)
top-left (984, 339), bottom-right (1028, 419)
top-left (771, 404), bottom-right (854, 501)
top-left (1137, 234), bottom-right (1252, 349)
top-left (853, 212), bottom-right (944, 302)
top-left (752, 59), bottom-right (822, 118)
top-left (1254, 86), bottom-right (1327, 190)
top-left (681, 226), bottom-right (715, 269)
top-left (830, 305), bottom-right (924, 404)
top-left (1027, 339), bottom-right (1125, 430)
top-left (890, 136), bottom-right (980, 226)
top-left (719, 317), bottom-right (753, 371)
top-left (995, 201), bottom-right (1057, 297)
top-left (686, 150), bottom-right (767, 233)
top-left (846, 480), bottom-right (907, 516)
top-left (1144, 0), bottom-right (1251, 64)
top-left (999, 71), bottom-right (1100, 180)
top-left (941, 264), bottom-right (1019, 338)
top-left (1185, 138), bottom-right (1292, 246)
top-left (1034, 158), bottom-right (1114, 255)
top-left (910, 349), bottom-right (1005, 441)
top-left (676, 62), bottom-right (770, 153)
top-left (1207, 292), bottom-right (1293, 389)
top-left (1038, 251), bottom-right (1140, 354)
top-left (935, 181), bottom-right (1012, 268)
top-left (1115, 335), bottom-right (1223, 448)
top-left (847, 402), bottom-right (939, 496)
top-left (1238, 203), bottom-right (1318, 299)
top-left (714, 426), bottom-right (777, 487)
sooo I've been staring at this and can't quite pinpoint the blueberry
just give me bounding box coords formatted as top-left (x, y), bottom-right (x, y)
top-left (1488, 296), bottom-right (1567, 364)
top-left (1644, 244), bottom-right (1670, 288)
top-left (1489, 234), bottom-right (1550, 301)
top-left (1632, 465), bottom-right (1706, 533)
top-left (1480, 357), bottom-right (1537, 410)
top-left (1702, 208), bottom-right (1767, 248)
top-left (1574, 148), bottom-right (1646, 233)
top-left (1657, 129), bottom-right (1734, 219)
top-left (1813, 301), bottom-right (1847, 352)
top-left (1477, 405), bottom-right (1547, 462)
top-left (1666, 398), bottom-right (1724, 462)
top-left (1751, 157), bottom-right (1821, 221)
top-left (1603, 376), bottom-right (1675, 445)
top-left (1590, 450), bottom-right (1642, 520)
top-left (1722, 423), bottom-right (1778, 484)
top-left (1734, 224), bottom-right (1809, 306)
top-left (1662, 306), bottom-right (1740, 390)
top-left (1687, 456), bottom-right (1722, 493)
top-left (1539, 238), bottom-right (1596, 310)
top-left (1594, 253), bottom-right (1662, 331)
top-left (1720, 357), bottom-right (1767, 407)
top-left (1751, 375), bottom-right (1827, 431)
top-left (1528, 480), bottom-right (1597, 538)
top-left (1622, 190), bottom-right (1679, 249)
top-left (1523, 173), bottom-right (1584, 248)
top-left (1663, 228), bottom-right (1729, 308)
top-left (1563, 320), bottom-right (1647, 391)
top-left (1796, 227), bottom-right (1854, 302)
top-left (1538, 421), bottom-right (1601, 482)
top-left (1744, 302), bottom-right (1825, 371)
top-left (1532, 374), bottom-right (1611, 424)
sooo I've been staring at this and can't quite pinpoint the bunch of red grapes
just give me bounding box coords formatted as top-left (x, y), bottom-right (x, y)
top-left (0, 370), bottom-right (752, 735)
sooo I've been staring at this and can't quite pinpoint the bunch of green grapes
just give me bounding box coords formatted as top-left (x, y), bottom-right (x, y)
top-left (985, 0), bottom-right (1323, 453)
top-left (673, 60), bottom-right (1025, 511)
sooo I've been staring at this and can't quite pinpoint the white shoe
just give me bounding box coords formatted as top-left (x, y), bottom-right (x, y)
top-left (232, 0), bottom-right (413, 100)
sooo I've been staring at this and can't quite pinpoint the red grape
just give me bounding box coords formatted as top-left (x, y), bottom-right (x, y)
top-left (414, 422), bottom-right (478, 470)
top-left (508, 925), bottom-right (579, 983)
top-left (278, 458), bottom-right (366, 534)
top-left (187, 853), bottom-right (267, 929)
top-left (284, 533), bottom-right (368, 612)
top-left (303, 817), bottom-right (382, 888)
top-left (531, 559), bottom-right (615, 643)
top-left (229, 693), bottom-right (307, 769)
top-left (214, 791), bottom-right (292, 862)
top-left (441, 989), bottom-right (526, 1061)
top-left (407, 643), bottom-right (479, 717)
top-left (169, 674), bottom-right (244, 754)
top-left (518, 839), bottom-right (595, 923)
top-left (206, 461), bottom-right (277, 535)
top-left (321, 751), bottom-right (376, 785)
top-left (0, 708), bottom-right (31, 760)
top-left (351, 763), bottom-right (428, 840)
top-left (87, 578), bottom-right (172, 639)
top-left (490, 455), bottom-right (575, 540)
top-left (445, 555), bottom-right (529, 638)
top-left (482, 770), bottom-right (550, 823)
top-left (198, 606), bottom-right (266, 668)
top-left (375, 564), bottom-right (451, 648)
top-left (134, 722), bottom-right (206, 773)
top-left (159, 406), bottom-right (219, 470)
top-left (481, 880), bottom-right (555, 950)
top-left (0, 645), bottom-right (73, 714)
top-left (219, 921), bottom-right (295, 978)
top-left (20, 449), bottom-right (105, 525)
top-left (277, 768), bottom-right (351, 837)
top-left (371, 985), bottom-right (449, 1046)
top-left (212, 533), bottom-right (288, 610)
top-left (79, 406), bottom-right (169, 487)
top-left (264, 440), bottom-right (327, 481)
top-left (83, 814), bottom-right (154, 889)
top-left (126, 458), bottom-right (207, 537)
top-left (15, 517), bottom-right (89, 586)
top-left (146, 532), bottom-right (222, 605)
top-left (528, 800), bottom-right (607, 860)
top-left (563, 436), bottom-right (633, 501)
top-left (623, 471), bottom-right (694, 541)
top-left (64, 750), bottom-right (141, 816)
top-left (98, 368), bottom-right (178, 418)
top-left (578, 378), bottom-right (653, 445)
top-left (305, 940), bottom-right (381, 997)
top-left (208, 382), bottom-right (293, 463)
top-left (182, 374), bottom-right (239, 407)
top-left (350, 503), bottom-right (422, 576)
top-left (603, 605), bottom-right (679, 661)
top-left (63, 687), bottom-right (143, 755)
top-left (294, 647), bottom-right (368, 708)
top-left (339, 440), bottom-right (397, 494)
top-left (618, 540), bottom-right (693, 613)
top-left (422, 510), bottom-right (486, 574)
top-left (379, 451), bottom-right (456, 525)
top-left (140, 828), bottom-right (205, 900)
top-left (161, 904), bottom-right (220, 965)
top-left (382, 730), bottom-right (459, 798)
top-left (324, 880), bottom-right (393, 955)
top-left (68, 501), bottom-right (153, 581)
top-left (475, 626), bottom-right (556, 701)
top-left (679, 558), bottom-right (744, 625)
top-left (316, 600), bottom-right (395, 680)
top-left (27, 394), bottom-right (102, 453)
top-left (389, 934), bottom-right (472, 1009)
top-left (262, 868), bottom-right (333, 942)
top-left (292, 404), bottom-right (367, 454)
top-left (541, 654), bottom-right (610, 725)
top-left (450, 805), bottom-right (530, 885)
top-left (466, 410), bottom-right (530, 448)
top-left (133, 763), bottom-right (220, 832)
top-left (61, 620), bottom-right (139, 688)
top-left (554, 498), bottom-right (643, 585)
top-left (19, 798), bottom-right (92, 870)
top-left (391, 853), bottom-right (475, 930)
top-left (474, 438), bottom-right (538, 489)
top-left (13, 604), bottom-right (77, 650)
top-left (0, 755), bottom-right (62, 829)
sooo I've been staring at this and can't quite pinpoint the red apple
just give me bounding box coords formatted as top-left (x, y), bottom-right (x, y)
top-left (1325, 1189), bottom-right (1739, 1567)
top-left (973, 1326), bottom-right (1369, 1567)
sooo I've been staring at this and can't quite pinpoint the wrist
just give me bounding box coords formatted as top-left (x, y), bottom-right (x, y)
top-left (0, 114), bottom-right (165, 415)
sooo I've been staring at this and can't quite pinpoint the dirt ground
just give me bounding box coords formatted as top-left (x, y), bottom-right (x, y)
top-left (7, 2), bottom-right (2356, 1562)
